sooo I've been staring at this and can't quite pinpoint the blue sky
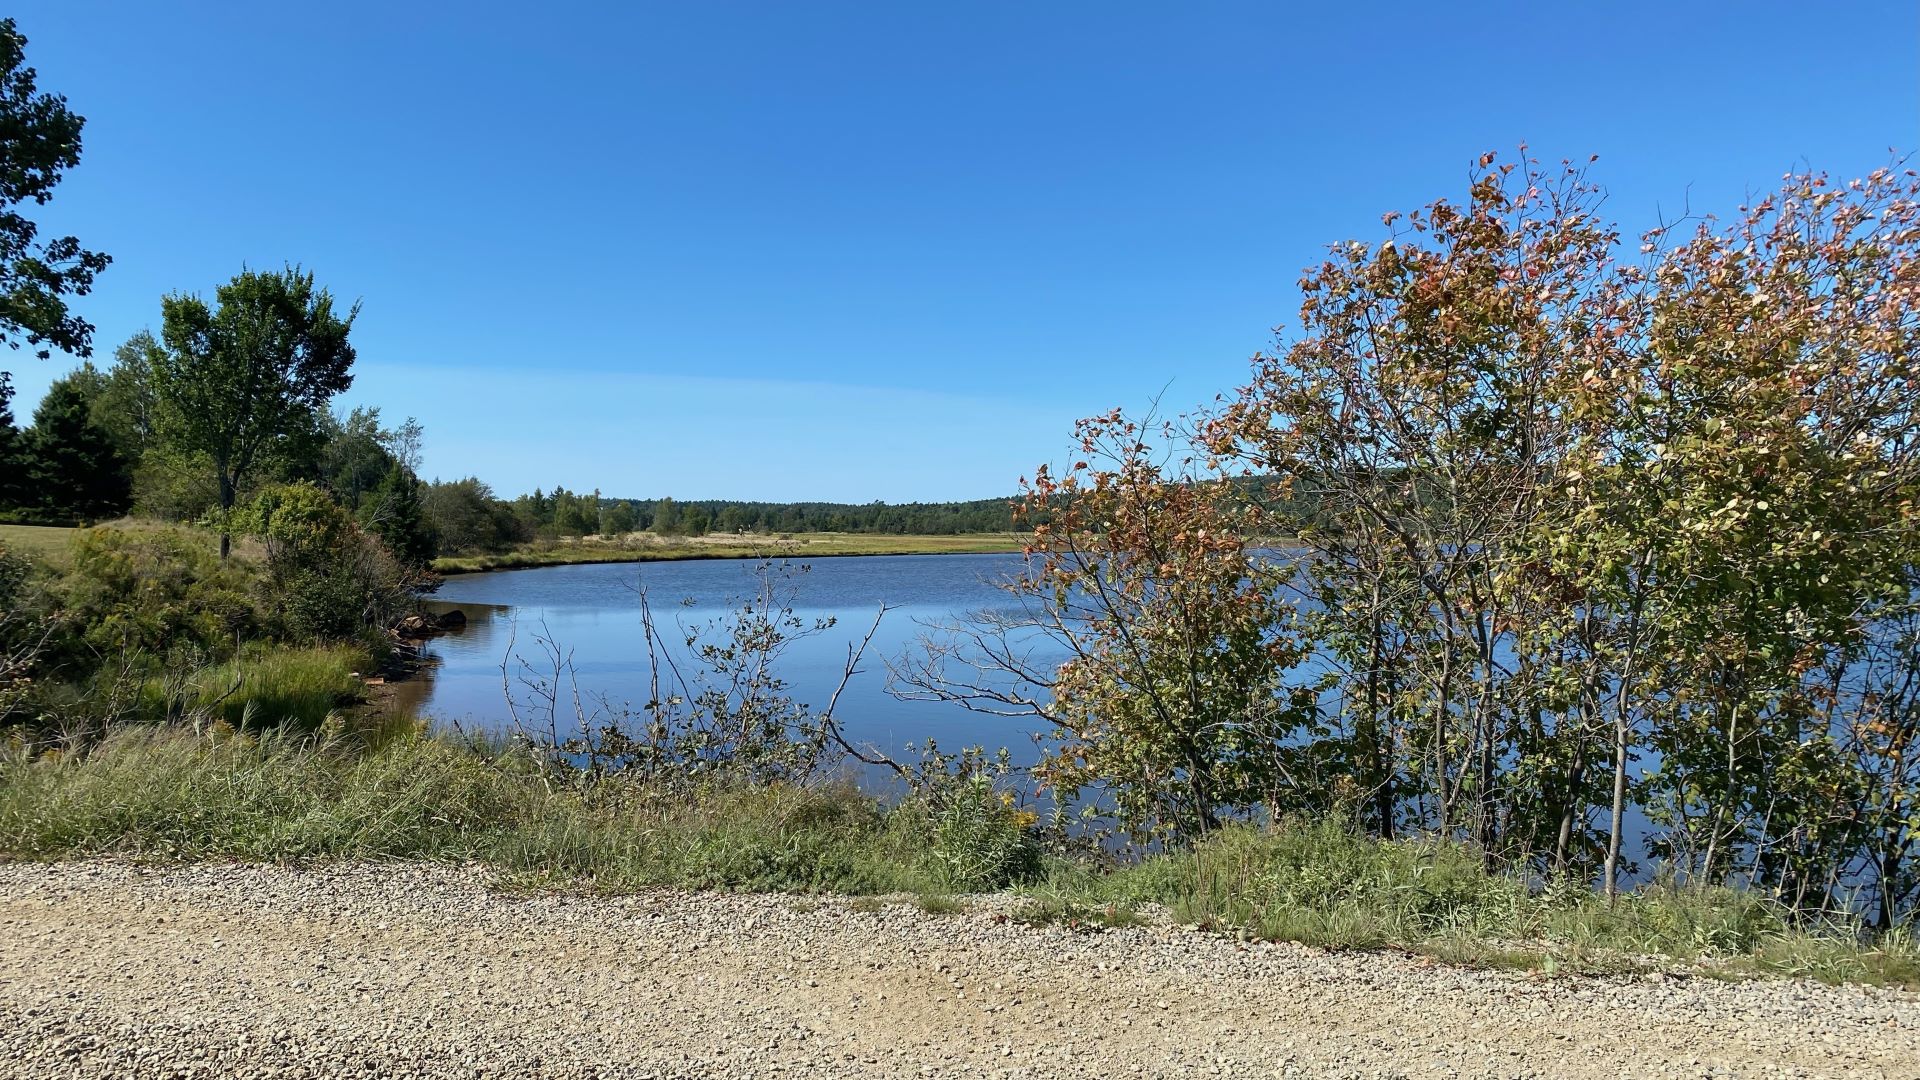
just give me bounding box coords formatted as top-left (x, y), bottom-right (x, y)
top-left (3, 2), bottom-right (1915, 501)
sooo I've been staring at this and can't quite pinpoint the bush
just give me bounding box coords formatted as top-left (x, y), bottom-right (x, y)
top-left (57, 525), bottom-right (261, 660)
top-left (237, 483), bottom-right (419, 642)
top-left (0, 544), bottom-right (43, 722)
top-left (920, 777), bottom-right (1041, 891)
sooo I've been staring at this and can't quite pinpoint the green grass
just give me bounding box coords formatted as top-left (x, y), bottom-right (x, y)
top-left (914, 892), bottom-right (969, 915)
top-left (433, 532), bottom-right (1027, 574)
top-left (0, 523), bottom-right (80, 563)
top-left (2, 726), bottom-right (1914, 985)
top-left (0, 726), bottom-right (941, 895)
top-left (142, 644), bottom-right (370, 730)
top-left (0, 520), bottom-right (261, 568)
top-left (1016, 819), bottom-right (1920, 984)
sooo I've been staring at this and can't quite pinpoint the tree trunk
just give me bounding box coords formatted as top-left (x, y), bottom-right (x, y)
top-left (217, 470), bottom-right (235, 560)
top-left (1366, 603), bottom-right (1394, 839)
top-left (1604, 706), bottom-right (1628, 900)
top-left (1553, 748), bottom-right (1584, 881)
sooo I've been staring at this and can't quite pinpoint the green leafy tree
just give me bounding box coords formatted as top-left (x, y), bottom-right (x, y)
top-left (0, 18), bottom-right (110, 361)
top-left (652, 496), bottom-right (679, 536)
top-left (235, 481), bottom-right (416, 641)
top-left (552, 487), bottom-right (598, 535)
top-left (599, 499), bottom-right (636, 537)
top-left (96, 331), bottom-right (160, 460)
top-left (147, 266), bottom-right (359, 557)
top-left (317, 406), bottom-right (395, 512)
top-left (25, 377), bottom-right (130, 520)
top-left (423, 476), bottom-right (527, 554)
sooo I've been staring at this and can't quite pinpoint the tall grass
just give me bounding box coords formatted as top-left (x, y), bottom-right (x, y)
top-left (1023, 819), bottom-right (1920, 984)
top-left (142, 644), bottom-right (368, 730)
top-left (0, 725), bottom-right (937, 894)
top-left (2, 727), bottom-right (1914, 985)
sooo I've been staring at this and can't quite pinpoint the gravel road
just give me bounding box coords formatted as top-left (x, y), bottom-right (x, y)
top-left (0, 862), bottom-right (1913, 1078)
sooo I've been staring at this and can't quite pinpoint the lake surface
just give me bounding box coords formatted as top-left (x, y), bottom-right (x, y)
top-left (403, 551), bottom-right (1666, 871)
top-left (402, 554), bottom-right (1057, 777)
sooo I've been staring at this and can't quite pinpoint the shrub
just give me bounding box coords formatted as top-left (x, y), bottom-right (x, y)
top-left (922, 776), bottom-right (1041, 891)
top-left (236, 482), bottom-right (419, 641)
top-left (57, 525), bottom-right (261, 659)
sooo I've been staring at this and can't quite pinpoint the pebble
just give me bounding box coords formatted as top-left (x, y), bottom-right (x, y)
top-left (0, 861), bottom-right (1914, 1078)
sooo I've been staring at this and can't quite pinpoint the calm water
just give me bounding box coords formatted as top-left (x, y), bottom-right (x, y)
top-left (403, 554), bottom-right (1056, 772)
top-left (404, 551), bottom-right (1668, 870)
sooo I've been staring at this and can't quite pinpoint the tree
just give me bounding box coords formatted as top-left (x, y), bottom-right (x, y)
top-left (147, 266), bottom-right (359, 557)
top-left (552, 487), bottom-right (598, 535)
top-left (423, 476), bottom-right (527, 554)
top-left (359, 460), bottom-right (438, 568)
top-left (79, 332), bottom-right (162, 467)
top-left (897, 409), bottom-right (1318, 842)
top-left (318, 406), bottom-right (396, 512)
top-left (0, 19), bottom-right (110, 360)
top-left (895, 153), bottom-right (1920, 920)
top-left (0, 374), bottom-right (24, 510)
top-left (599, 499), bottom-right (636, 537)
top-left (652, 496), bottom-right (679, 536)
top-left (25, 377), bottom-right (130, 520)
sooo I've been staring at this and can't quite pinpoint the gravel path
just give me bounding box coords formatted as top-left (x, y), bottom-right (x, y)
top-left (0, 862), bottom-right (1913, 1078)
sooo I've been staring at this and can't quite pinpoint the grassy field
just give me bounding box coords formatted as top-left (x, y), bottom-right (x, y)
top-left (433, 532), bottom-right (1028, 574)
top-left (0, 524), bottom-right (81, 562)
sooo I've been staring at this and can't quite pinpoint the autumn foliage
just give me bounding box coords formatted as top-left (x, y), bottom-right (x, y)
top-left (915, 153), bottom-right (1920, 922)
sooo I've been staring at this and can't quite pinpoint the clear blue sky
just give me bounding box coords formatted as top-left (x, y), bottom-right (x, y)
top-left (3, 2), bottom-right (1915, 501)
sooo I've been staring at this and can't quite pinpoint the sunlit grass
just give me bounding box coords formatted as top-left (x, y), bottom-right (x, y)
top-left (2, 727), bottom-right (1914, 986)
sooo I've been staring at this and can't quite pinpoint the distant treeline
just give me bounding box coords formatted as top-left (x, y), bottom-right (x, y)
top-left (582, 493), bottom-right (1014, 536)
top-left (420, 484), bottom-right (1024, 554)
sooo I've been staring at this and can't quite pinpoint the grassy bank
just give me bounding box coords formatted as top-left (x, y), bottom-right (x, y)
top-left (3, 724), bottom-right (1914, 986)
top-left (432, 531), bottom-right (1028, 574)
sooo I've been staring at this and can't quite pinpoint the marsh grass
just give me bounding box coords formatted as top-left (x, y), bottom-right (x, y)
top-left (144, 644), bottom-right (368, 730)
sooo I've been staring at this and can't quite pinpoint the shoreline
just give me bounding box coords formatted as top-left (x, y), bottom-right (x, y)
top-left (432, 534), bottom-right (1029, 575)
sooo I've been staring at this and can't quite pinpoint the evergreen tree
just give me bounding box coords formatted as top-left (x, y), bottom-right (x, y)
top-left (359, 460), bottom-right (437, 568)
top-left (26, 379), bottom-right (130, 520)
top-left (0, 374), bottom-right (24, 511)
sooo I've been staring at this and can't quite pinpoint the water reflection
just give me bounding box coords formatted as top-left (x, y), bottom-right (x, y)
top-left (405, 554), bottom-right (1055, 771)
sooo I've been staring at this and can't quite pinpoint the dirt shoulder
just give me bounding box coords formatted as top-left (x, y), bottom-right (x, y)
top-left (0, 861), bottom-right (1912, 1078)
